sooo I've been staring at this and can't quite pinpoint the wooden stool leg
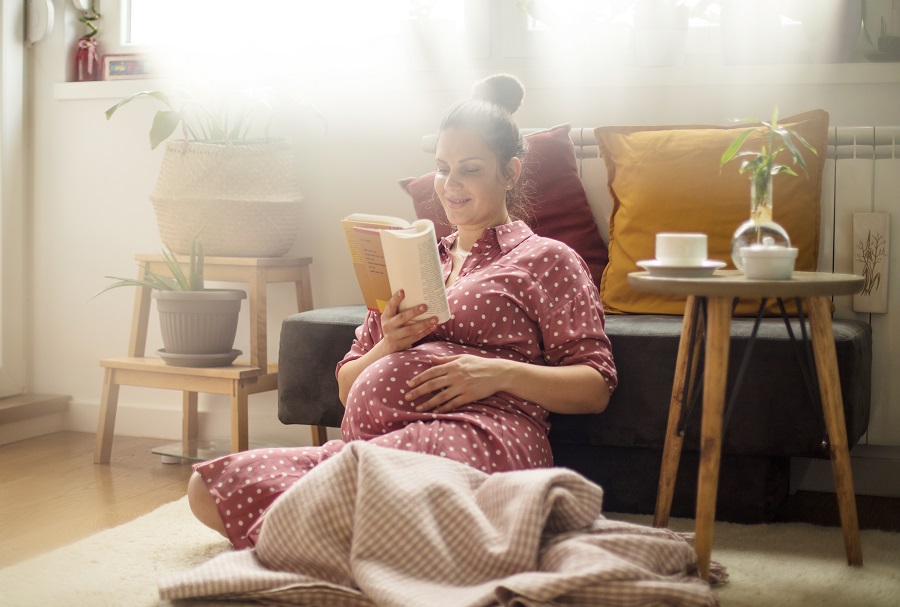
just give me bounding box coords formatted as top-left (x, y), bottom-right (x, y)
top-left (295, 267), bottom-right (314, 312)
top-left (183, 391), bottom-right (199, 459)
top-left (248, 269), bottom-right (267, 370)
top-left (311, 425), bottom-right (329, 446)
top-left (694, 296), bottom-right (732, 581)
top-left (94, 368), bottom-right (121, 464)
top-left (231, 381), bottom-right (250, 453)
top-left (655, 295), bottom-right (703, 527)
top-left (808, 296), bottom-right (863, 566)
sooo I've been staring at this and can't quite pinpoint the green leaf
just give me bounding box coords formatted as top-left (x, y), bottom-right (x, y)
top-left (105, 91), bottom-right (174, 120)
top-left (772, 165), bottom-right (799, 176)
top-left (149, 111), bottom-right (183, 150)
top-left (721, 129), bottom-right (754, 166)
top-left (188, 231), bottom-right (205, 290)
top-left (91, 274), bottom-right (176, 299)
top-left (161, 247), bottom-right (190, 290)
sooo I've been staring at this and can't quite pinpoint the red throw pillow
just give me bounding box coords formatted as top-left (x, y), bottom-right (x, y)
top-left (399, 124), bottom-right (609, 289)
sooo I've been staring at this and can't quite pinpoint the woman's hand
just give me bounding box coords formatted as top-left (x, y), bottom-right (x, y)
top-left (406, 354), bottom-right (509, 413)
top-left (379, 290), bottom-right (439, 355)
top-left (337, 290), bottom-right (438, 405)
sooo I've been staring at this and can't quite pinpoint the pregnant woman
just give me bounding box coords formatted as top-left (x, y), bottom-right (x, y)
top-left (187, 74), bottom-right (617, 549)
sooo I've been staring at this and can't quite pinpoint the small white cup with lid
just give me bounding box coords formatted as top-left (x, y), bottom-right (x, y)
top-left (740, 237), bottom-right (798, 280)
top-left (655, 233), bottom-right (708, 267)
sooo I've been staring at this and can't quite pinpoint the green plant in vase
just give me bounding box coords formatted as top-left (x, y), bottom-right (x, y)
top-left (94, 233), bottom-right (207, 295)
top-left (720, 107), bottom-right (818, 270)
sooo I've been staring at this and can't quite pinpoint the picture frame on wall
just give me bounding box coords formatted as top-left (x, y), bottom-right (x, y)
top-left (101, 54), bottom-right (155, 81)
top-left (852, 212), bottom-right (890, 314)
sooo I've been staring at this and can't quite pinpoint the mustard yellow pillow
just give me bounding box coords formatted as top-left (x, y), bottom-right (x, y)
top-left (595, 109), bottom-right (829, 315)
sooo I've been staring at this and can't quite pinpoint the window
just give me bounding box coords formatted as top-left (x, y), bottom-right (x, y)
top-left (117, 0), bottom-right (489, 78)
top-left (502, 0), bottom-right (891, 66)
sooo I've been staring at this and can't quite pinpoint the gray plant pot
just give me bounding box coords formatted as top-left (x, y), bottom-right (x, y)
top-left (153, 289), bottom-right (247, 357)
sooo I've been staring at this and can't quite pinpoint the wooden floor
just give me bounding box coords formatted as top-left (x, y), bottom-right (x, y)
top-left (0, 431), bottom-right (193, 568)
top-left (1, 431), bottom-right (898, 570)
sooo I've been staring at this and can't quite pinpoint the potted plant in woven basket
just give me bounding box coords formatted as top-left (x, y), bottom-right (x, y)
top-left (94, 234), bottom-right (247, 367)
top-left (107, 86), bottom-right (322, 258)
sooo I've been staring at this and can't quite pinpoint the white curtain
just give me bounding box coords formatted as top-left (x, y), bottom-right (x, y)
top-left (0, 0), bottom-right (26, 397)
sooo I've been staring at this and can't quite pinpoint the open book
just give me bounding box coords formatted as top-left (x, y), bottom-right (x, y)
top-left (341, 214), bottom-right (451, 324)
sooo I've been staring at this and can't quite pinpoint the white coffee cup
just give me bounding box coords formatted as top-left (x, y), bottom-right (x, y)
top-left (655, 233), bottom-right (708, 267)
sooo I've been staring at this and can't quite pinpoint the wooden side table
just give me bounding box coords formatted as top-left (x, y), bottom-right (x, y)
top-left (94, 255), bottom-right (313, 464)
top-left (628, 270), bottom-right (865, 580)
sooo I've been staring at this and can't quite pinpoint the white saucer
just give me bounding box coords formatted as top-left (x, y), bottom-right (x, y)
top-left (637, 259), bottom-right (726, 278)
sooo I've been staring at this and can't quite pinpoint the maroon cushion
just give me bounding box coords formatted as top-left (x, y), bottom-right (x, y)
top-left (399, 124), bottom-right (609, 289)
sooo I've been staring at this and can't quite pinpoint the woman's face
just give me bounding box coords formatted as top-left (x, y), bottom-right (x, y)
top-left (433, 127), bottom-right (520, 234)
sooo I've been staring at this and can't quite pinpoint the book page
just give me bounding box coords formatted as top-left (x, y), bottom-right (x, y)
top-left (342, 215), bottom-right (412, 312)
top-left (380, 220), bottom-right (451, 324)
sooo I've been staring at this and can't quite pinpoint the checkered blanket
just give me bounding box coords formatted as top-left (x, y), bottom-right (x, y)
top-left (159, 442), bottom-right (722, 606)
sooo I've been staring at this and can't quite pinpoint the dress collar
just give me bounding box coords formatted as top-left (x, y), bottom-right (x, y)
top-left (440, 220), bottom-right (533, 256)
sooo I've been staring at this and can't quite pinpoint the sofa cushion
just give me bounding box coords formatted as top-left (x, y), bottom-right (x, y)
top-left (548, 313), bottom-right (871, 458)
top-left (595, 109), bottom-right (829, 315)
top-left (400, 124), bottom-right (609, 290)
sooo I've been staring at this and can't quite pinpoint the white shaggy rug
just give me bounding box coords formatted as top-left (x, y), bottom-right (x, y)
top-left (1, 497), bottom-right (898, 607)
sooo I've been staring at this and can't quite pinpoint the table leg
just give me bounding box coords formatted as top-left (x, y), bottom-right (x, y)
top-left (183, 391), bottom-right (199, 459)
top-left (655, 295), bottom-right (703, 528)
top-left (694, 296), bottom-right (732, 581)
top-left (808, 296), bottom-right (863, 566)
top-left (231, 380), bottom-right (250, 453)
top-left (94, 368), bottom-right (121, 464)
top-left (311, 425), bottom-right (329, 446)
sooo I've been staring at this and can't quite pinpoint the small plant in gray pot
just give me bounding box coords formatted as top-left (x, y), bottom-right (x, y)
top-left (94, 235), bottom-right (246, 367)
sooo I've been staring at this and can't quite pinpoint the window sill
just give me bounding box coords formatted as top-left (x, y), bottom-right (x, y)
top-left (54, 79), bottom-right (168, 101)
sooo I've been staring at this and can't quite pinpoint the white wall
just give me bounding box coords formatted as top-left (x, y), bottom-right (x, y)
top-left (21, 5), bottom-right (900, 452)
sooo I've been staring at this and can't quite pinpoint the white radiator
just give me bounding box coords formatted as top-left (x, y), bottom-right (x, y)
top-left (826, 127), bottom-right (899, 446)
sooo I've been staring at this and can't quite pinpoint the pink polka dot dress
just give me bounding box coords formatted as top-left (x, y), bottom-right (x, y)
top-left (193, 221), bottom-right (617, 549)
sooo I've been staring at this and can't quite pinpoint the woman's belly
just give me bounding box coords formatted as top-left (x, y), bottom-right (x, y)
top-left (341, 340), bottom-right (552, 469)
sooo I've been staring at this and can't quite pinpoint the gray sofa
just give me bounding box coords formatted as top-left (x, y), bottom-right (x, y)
top-left (278, 306), bottom-right (871, 522)
top-left (276, 123), bottom-right (872, 522)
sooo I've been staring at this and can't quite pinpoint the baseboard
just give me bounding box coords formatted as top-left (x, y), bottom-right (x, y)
top-left (792, 444), bottom-right (900, 498)
top-left (64, 397), bottom-right (318, 448)
top-left (0, 393), bottom-right (70, 424)
top-left (0, 394), bottom-right (71, 446)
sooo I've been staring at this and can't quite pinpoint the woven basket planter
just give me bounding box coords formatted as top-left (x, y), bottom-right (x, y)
top-left (150, 139), bottom-right (303, 257)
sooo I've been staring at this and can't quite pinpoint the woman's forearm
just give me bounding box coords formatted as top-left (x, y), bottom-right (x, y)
top-left (497, 360), bottom-right (611, 415)
top-left (337, 340), bottom-right (391, 405)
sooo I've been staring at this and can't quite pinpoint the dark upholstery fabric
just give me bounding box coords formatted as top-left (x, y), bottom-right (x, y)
top-left (551, 443), bottom-right (791, 523)
top-left (551, 314), bottom-right (872, 458)
top-left (277, 306), bottom-right (363, 428)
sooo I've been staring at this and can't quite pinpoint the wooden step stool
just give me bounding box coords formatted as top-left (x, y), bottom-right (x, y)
top-left (94, 255), bottom-right (313, 464)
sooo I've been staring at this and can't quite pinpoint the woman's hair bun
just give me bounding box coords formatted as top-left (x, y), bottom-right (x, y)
top-left (471, 74), bottom-right (525, 114)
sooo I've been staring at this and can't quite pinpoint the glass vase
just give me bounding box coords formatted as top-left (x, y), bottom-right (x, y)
top-left (731, 174), bottom-right (791, 270)
top-left (75, 37), bottom-right (101, 82)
